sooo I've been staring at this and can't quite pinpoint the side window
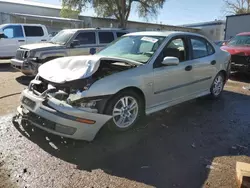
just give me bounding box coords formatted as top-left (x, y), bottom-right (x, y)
top-left (24, 26), bottom-right (44, 37)
top-left (191, 38), bottom-right (214, 59)
top-left (3, 25), bottom-right (24, 38)
top-left (98, 32), bottom-right (114, 44)
top-left (154, 38), bottom-right (187, 68)
top-left (116, 32), bottom-right (127, 38)
top-left (75, 32), bottom-right (96, 45)
top-left (163, 38), bottom-right (186, 62)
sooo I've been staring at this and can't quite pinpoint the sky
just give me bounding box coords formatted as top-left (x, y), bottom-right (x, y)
top-left (30, 0), bottom-right (226, 25)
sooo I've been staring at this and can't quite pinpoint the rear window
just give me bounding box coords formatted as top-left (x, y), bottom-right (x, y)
top-left (24, 26), bottom-right (44, 37)
top-left (116, 32), bottom-right (127, 38)
top-left (98, 32), bottom-right (114, 44)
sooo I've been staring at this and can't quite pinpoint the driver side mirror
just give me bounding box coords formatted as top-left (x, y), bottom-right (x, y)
top-left (0, 32), bottom-right (5, 39)
top-left (70, 39), bottom-right (80, 47)
top-left (161, 56), bottom-right (179, 66)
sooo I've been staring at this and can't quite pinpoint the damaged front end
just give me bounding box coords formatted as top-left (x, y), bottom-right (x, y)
top-left (231, 53), bottom-right (250, 72)
top-left (11, 49), bottom-right (42, 76)
top-left (16, 55), bottom-right (138, 140)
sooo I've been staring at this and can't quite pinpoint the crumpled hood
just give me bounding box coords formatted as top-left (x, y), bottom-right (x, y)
top-left (20, 42), bottom-right (62, 50)
top-left (221, 45), bottom-right (250, 56)
top-left (38, 55), bottom-right (140, 84)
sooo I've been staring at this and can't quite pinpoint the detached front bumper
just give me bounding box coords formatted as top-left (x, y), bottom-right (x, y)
top-left (231, 55), bottom-right (250, 72)
top-left (17, 89), bottom-right (112, 141)
top-left (11, 58), bottom-right (38, 76)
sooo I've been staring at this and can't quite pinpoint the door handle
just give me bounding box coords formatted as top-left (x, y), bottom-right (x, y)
top-left (18, 40), bottom-right (25, 42)
top-left (185, 65), bottom-right (192, 71)
top-left (211, 60), bottom-right (216, 65)
top-left (41, 39), bottom-right (47, 41)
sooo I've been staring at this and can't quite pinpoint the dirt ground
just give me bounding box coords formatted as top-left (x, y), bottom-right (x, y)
top-left (0, 63), bottom-right (250, 188)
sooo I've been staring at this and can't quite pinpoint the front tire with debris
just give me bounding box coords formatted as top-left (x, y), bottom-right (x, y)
top-left (105, 90), bottom-right (144, 132)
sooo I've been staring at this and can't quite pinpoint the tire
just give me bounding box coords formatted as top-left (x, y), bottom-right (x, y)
top-left (210, 72), bottom-right (225, 99)
top-left (105, 90), bottom-right (144, 132)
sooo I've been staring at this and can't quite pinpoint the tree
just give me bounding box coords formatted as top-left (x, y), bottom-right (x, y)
top-left (60, 1), bottom-right (80, 19)
top-left (224, 0), bottom-right (250, 14)
top-left (61, 0), bottom-right (167, 28)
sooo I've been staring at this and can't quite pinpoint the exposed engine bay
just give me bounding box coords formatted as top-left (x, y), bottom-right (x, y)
top-left (29, 58), bottom-right (137, 113)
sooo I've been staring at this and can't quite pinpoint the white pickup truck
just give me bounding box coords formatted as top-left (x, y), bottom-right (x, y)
top-left (0, 24), bottom-right (50, 58)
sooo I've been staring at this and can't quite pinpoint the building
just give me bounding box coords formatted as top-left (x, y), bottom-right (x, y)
top-left (224, 13), bottom-right (250, 40)
top-left (0, 0), bottom-right (199, 34)
top-left (181, 20), bottom-right (226, 41)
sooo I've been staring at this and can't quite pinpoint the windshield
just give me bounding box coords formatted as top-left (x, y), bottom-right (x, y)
top-left (97, 35), bottom-right (166, 63)
top-left (50, 30), bottom-right (76, 45)
top-left (227, 35), bottom-right (250, 46)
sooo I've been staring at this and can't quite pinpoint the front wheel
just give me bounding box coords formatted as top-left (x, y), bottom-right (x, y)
top-left (210, 72), bottom-right (225, 98)
top-left (105, 91), bottom-right (144, 132)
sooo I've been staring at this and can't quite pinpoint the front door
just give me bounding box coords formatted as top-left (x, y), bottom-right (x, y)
top-left (151, 37), bottom-right (194, 108)
top-left (68, 31), bottom-right (102, 56)
top-left (0, 25), bottom-right (26, 57)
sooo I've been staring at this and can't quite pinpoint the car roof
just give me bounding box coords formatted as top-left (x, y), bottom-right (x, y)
top-left (0, 23), bottom-right (44, 27)
top-left (237, 32), bottom-right (250, 36)
top-left (125, 31), bottom-right (206, 38)
top-left (61, 28), bottom-right (130, 32)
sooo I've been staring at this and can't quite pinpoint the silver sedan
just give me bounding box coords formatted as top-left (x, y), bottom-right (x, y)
top-left (16, 31), bottom-right (231, 141)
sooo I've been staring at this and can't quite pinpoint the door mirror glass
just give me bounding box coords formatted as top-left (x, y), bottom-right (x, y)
top-left (0, 32), bottom-right (5, 39)
top-left (70, 39), bottom-right (80, 47)
top-left (162, 56), bottom-right (179, 66)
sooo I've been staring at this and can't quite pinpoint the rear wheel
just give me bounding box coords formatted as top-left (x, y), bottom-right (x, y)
top-left (210, 72), bottom-right (225, 98)
top-left (105, 90), bottom-right (144, 132)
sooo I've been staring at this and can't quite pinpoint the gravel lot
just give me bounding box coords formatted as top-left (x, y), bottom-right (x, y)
top-left (0, 63), bottom-right (250, 188)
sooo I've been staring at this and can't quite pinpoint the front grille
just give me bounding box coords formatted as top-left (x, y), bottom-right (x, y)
top-left (16, 49), bottom-right (28, 60)
top-left (231, 55), bottom-right (250, 65)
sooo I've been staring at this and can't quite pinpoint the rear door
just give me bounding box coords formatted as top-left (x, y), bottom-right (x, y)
top-left (187, 36), bottom-right (217, 93)
top-left (23, 25), bottom-right (48, 44)
top-left (0, 25), bottom-right (26, 57)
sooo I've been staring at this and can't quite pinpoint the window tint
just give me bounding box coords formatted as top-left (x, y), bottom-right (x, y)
top-left (116, 32), bottom-right (127, 38)
top-left (191, 38), bottom-right (214, 59)
top-left (24, 26), bottom-right (44, 37)
top-left (75, 32), bottom-right (96, 45)
top-left (163, 38), bottom-right (186, 62)
top-left (3, 25), bottom-right (24, 38)
top-left (98, 32), bottom-right (114, 44)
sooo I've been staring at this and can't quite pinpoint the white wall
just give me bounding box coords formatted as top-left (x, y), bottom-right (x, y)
top-left (0, 2), bottom-right (60, 17)
top-left (198, 24), bottom-right (225, 41)
top-left (225, 14), bottom-right (250, 40)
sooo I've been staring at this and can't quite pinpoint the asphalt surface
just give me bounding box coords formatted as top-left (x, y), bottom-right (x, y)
top-left (0, 64), bottom-right (250, 188)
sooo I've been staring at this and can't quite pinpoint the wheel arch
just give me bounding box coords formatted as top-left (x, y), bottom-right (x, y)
top-left (103, 86), bottom-right (146, 114)
top-left (218, 70), bottom-right (227, 83)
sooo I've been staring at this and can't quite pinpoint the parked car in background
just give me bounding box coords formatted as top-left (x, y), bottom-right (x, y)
top-left (0, 24), bottom-right (49, 58)
top-left (11, 28), bottom-right (129, 76)
top-left (48, 31), bottom-right (58, 38)
top-left (16, 31), bottom-right (231, 141)
top-left (221, 32), bottom-right (250, 73)
top-left (214, 40), bottom-right (228, 47)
